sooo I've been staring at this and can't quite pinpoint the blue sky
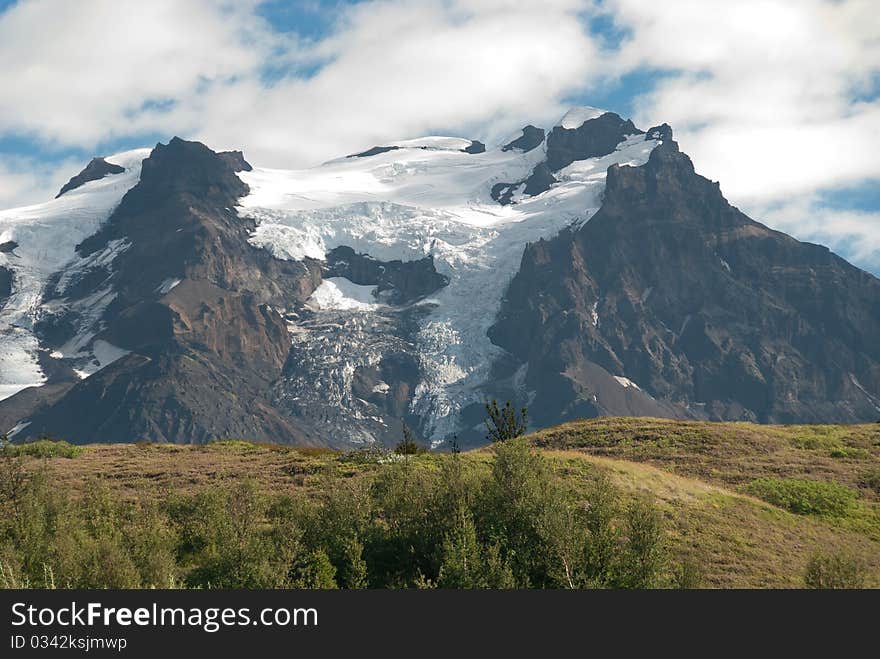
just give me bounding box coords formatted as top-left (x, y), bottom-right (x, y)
top-left (0, 0), bottom-right (877, 274)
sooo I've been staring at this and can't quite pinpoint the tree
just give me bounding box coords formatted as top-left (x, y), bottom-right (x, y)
top-left (394, 423), bottom-right (423, 455)
top-left (484, 400), bottom-right (528, 443)
top-left (618, 495), bottom-right (666, 589)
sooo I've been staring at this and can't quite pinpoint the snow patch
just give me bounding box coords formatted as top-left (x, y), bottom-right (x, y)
top-left (73, 340), bottom-right (131, 380)
top-left (558, 106), bottom-right (606, 129)
top-left (7, 421), bottom-right (30, 438)
top-left (614, 376), bottom-right (641, 390)
top-left (0, 148), bottom-right (148, 400)
top-left (156, 278), bottom-right (182, 295)
top-left (306, 278), bottom-right (379, 311)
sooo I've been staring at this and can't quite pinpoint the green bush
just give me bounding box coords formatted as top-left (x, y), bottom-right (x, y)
top-left (0, 438), bottom-right (692, 590)
top-left (4, 439), bottom-right (82, 459)
top-left (858, 468), bottom-right (880, 496)
top-left (745, 478), bottom-right (857, 517)
top-left (804, 551), bottom-right (865, 589)
top-left (829, 447), bottom-right (870, 460)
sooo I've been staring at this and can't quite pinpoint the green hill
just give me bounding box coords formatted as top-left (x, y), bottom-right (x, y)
top-left (1, 418), bottom-right (878, 588)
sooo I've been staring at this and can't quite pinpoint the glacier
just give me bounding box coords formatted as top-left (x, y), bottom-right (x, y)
top-left (0, 149), bottom-right (149, 400)
top-left (237, 114), bottom-right (662, 441)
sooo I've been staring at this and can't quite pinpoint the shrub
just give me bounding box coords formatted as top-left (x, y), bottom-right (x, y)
top-left (804, 551), bottom-right (865, 589)
top-left (617, 495), bottom-right (667, 589)
top-left (4, 439), bottom-right (82, 459)
top-left (829, 447), bottom-right (870, 460)
top-left (394, 423), bottom-right (426, 455)
top-left (484, 400), bottom-right (528, 443)
top-left (858, 468), bottom-right (880, 496)
top-left (746, 478), bottom-right (857, 517)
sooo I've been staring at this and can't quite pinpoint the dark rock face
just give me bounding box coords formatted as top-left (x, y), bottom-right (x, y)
top-left (545, 112), bottom-right (642, 172)
top-left (492, 113), bottom-right (640, 206)
top-left (645, 123), bottom-right (673, 142)
top-left (522, 163), bottom-right (558, 197)
top-left (20, 137), bottom-right (323, 444)
top-left (462, 140), bottom-right (486, 154)
top-left (0, 240), bottom-right (17, 253)
top-left (0, 265), bottom-right (12, 303)
top-left (490, 182), bottom-right (519, 205)
top-left (324, 246), bottom-right (449, 304)
top-left (490, 140), bottom-right (880, 425)
top-left (56, 157), bottom-right (125, 198)
top-left (349, 145), bottom-right (401, 158)
top-left (502, 125), bottom-right (545, 153)
top-left (217, 150), bottom-right (253, 172)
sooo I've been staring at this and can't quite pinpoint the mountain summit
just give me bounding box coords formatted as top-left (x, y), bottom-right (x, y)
top-left (1, 109), bottom-right (879, 446)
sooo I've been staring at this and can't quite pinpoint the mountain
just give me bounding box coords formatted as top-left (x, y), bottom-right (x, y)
top-left (1, 108), bottom-right (879, 446)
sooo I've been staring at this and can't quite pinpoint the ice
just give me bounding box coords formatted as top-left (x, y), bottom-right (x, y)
top-left (613, 376), bottom-right (641, 390)
top-left (0, 149), bottom-right (148, 400)
top-left (391, 136), bottom-right (475, 151)
top-left (307, 278), bottom-right (380, 311)
top-left (156, 278), bottom-right (182, 294)
top-left (238, 119), bottom-right (662, 439)
top-left (558, 106), bottom-right (607, 129)
top-left (7, 421), bottom-right (30, 438)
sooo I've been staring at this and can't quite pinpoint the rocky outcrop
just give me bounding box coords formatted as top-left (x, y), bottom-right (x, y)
top-left (324, 246), bottom-right (448, 304)
top-left (545, 112), bottom-right (641, 172)
top-left (0, 240), bottom-right (17, 253)
top-left (462, 140), bottom-right (486, 154)
top-left (490, 139), bottom-right (880, 425)
top-left (492, 112), bottom-right (640, 205)
top-left (217, 150), bottom-right (253, 172)
top-left (0, 266), bottom-right (11, 304)
top-left (18, 137), bottom-right (322, 444)
top-left (56, 157), bottom-right (125, 198)
top-left (502, 125), bottom-right (545, 153)
top-left (349, 145), bottom-right (400, 158)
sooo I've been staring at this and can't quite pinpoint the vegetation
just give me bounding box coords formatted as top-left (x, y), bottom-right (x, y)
top-left (1, 416), bottom-right (878, 589)
top-left (0, 436), bottom-right (82, 459)
top-left (0, 435), bottom-right (690, 589)
top-left (745, 478), bottom-right (858, 517)
top-left (393, 423), bottom-right (425, 455)
top-left (804, 551), bottom-right (865, 589)
top-left (484, 400), bottom-right (528, 443)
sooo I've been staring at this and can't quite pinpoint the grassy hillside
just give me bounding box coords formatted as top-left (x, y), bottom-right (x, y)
top-left (2, 418), bottom-right (879, 588)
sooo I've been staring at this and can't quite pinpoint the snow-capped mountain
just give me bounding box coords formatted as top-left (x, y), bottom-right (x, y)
top-left (2, 108), bottom-right (879, 446)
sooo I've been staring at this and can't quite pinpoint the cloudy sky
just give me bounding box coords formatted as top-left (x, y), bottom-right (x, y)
top-left (1, 0), bottom-right (878, 273)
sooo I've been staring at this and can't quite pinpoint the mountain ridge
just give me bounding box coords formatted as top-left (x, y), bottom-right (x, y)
top-left (1, 107), bottom-right (879, 445)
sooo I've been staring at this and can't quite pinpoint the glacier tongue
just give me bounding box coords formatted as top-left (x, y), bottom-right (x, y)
top-left (0, 149), bottom-right (149, 401)
top-left (238, 130), bottom-right (662, 442)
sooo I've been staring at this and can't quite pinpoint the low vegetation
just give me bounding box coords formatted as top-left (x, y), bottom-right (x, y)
top-left (1, 438), bottom-right (686, 589)
top-left (745, 478), bottom-right (858, 517)
top-left (1, 415), bottom-right (878, 589)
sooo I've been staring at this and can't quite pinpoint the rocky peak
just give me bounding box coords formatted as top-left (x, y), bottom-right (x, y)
top-left (128, 136), bottom-right (249, 207)
top-left (545, 111), bottom-right (643, 172)
top-left (56, 157), bottom-right (125, 198)
top-left (501, 125), bottom-right (545, 153)
top-left (489, 125), bottom-right (880, 426)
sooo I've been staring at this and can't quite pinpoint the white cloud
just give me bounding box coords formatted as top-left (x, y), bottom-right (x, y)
top-left (0, 0), bottom-right (273, 146)
top-left (604, 0), bottom-right (880, 203)
top-left (191, 0), bottom-right (598, 166)
top-left (0, 0), bottom-right (877, 271)
top-left (0, 0), bottom-right (596, 166)
top-left (0, 156), bottom-right (81, 209)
